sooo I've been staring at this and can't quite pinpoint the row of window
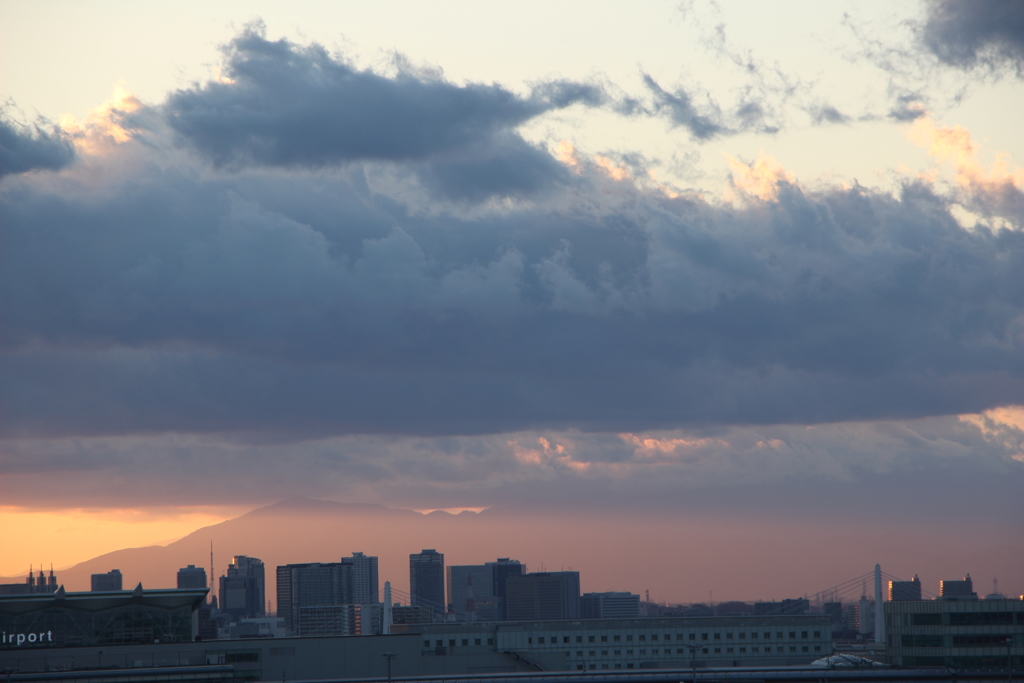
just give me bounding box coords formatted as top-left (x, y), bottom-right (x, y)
top-left (526, 631), bottom-right (821, 644)
top-left (426, 638), bottom-right (495, 648)
top-left (907, 612), bottom-right (1019, 627)
top-left (570, 646), bottom-right (823, 657)
top-left (424, 631), bottom-right (825, 650)
top-left (901, 633), bottom-right (1018, 648)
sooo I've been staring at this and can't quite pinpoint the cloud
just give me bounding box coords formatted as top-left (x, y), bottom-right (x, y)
top-left (906, 114), bottom-right (1024, 224)
top-left (0, 108), bottom-right (75, 178)
top-left (921, 0), bottom-right (1024, 78)
top-left (1, 26), bottom-right (1023, 447)
top-left (641, 73), bottom-right (724, 140)
top-left (149, 22), bottom-right (606, 201)
top-left (2, 413), bottom-right (1021, 528)
top-left (2, 138), bottom-right (1023, 439)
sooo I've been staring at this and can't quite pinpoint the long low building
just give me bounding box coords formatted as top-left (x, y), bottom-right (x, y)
top-left (2, 588), bottom-right (831, 680)
top-left (397, 615), bottom-right (833, 670)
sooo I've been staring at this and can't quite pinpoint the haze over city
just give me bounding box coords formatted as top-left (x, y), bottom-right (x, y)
top-left (1, 0), bottom-right (1022, 604)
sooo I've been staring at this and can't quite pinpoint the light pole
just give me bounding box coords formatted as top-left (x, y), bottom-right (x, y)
top-left (687, 643), bottom-right (702, 683)
top-left (383, 652), bottom-right (399, 682)
top-left (1006, 636), bottom-right (1013, 683)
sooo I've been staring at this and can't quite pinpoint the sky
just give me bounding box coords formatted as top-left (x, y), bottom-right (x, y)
top-left (1, 1), bottom-right (1023, 600)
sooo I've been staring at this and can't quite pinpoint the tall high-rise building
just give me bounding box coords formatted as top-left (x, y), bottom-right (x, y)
top-left (488, 558), bottom-right (523, 620)
top-left (177, 565), bottom-right (208, 590)
top-left (505, 572), bottom-right (580, 621)
top-left (889, 575), bottom-right (922, 601)
top-left (342, 552), bottom-right (379, 605)
top-left (939, 574), bottom-right (977, 600)
top-left (90, 569), bottom-right (123, 592)
top-left (410, 549), bottom-right (445, 622)
top-left (277, 562), bottom-right (354, 635)
top-left (856, 597), bottom-right (875, 635)
top-left (447, 565), bottom-right (497, 621)
top-left (219, 556), bottom-right (265, 619)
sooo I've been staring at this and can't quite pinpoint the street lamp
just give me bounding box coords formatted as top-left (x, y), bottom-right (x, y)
top-left (686, 643), bottom-right (702, 683)
top-left (383, 652), bottom-right (399, 682)
top-left (1005, 636), bottom-right (1014, 683)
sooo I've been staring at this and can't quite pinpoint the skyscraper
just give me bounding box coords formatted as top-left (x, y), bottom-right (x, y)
top-left (90, 569), bottom-right (123, 592)
top-left (219, 556), bottom-right (265, 619)
top-left (177, 565), bottom-right (208, 590)
top-left (410, 549), bottom-right (445, 622)
top-left (277, 562), bottom-right (352, 635)
top-left (487, 558), bottom-right (523, 620)
top-left (888, 575), bottom-right (922, 601)
top-left (940, 574), bottom-right (977, 600)
top-left (342, 552), bottom-right (379, 605)
top-left (505, 572), bottom-right (580, 621)
top-left (447, 564), bottom-right (496, 621)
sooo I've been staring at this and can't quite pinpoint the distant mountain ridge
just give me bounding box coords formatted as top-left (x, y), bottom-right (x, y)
top-left (0, 498), bottom-right (486, 599)
top-left (5, 498), bottom-right (1020, 605)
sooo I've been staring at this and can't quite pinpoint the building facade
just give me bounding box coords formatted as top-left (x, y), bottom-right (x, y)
top-left (343, 552), bottom-right (379, 605)
top-left (219, 556), bottom-right (265, 620)
top-left (506, 572), bottom-right (580, 621)
top-left (410, 549), bottom-right (445, 622)
top-left (277, 562), bottom-right (350, 635)
top-left (0, 586), bottom-right (207, 649)
top-left (890, 576), bottom-right (923, 602)
top-left (90, 570), bottom-right (123, 592)
top-left (488, 558), bottom-right (524, 620)
top-left (176, 566), bottom-right (207, 590)
top-left (885, 598), bottom-right (1024, 669)
top-left (581, 592), bottom-right (641, 619)
top-left (2, 613), bottom-right (834, 680)
top-left (404, 614), bottom-right (833, 670)
top-left (447, 564), bottom-right (499, 621)
top-left (940, 575), bottom-right (978, 600)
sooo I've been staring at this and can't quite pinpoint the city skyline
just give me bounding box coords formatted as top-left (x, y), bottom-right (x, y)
top-left (1, 0), bottom-right (1022, 595)
top-left (1, 498), bottom-right (1019, 606)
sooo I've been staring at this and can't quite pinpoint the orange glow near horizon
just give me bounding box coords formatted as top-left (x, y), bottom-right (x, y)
top-left (0, 506), bottom-right (248, 578)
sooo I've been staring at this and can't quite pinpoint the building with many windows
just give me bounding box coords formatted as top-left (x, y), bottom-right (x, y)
top-left (885, 597), bottom-right (1023, 668)
top-left (90, 570), bottom-right (123, 592)
top-left (1, 611), bottom-right (834, 679)
top-left (940, 575), bottom-right (978, 600)
top-left (176, 565), bottom-right (207, 590)
top-left (343, 552), bottom-right (379, 605)
top-left (219, 556), bottom-right (265, 620)
top-left (581, 592), bottom-right (641, 619)
top-left (448, 564), bottom-right (498, 621)
top-left (506, 572), bottom-right (580, 621)
top-left (410, 549), bottom-right (445, 622)
top-left (0, 585), bottom-right (207, 649)
top-left (889, 575), bottom-right (922, 602)
top-left (277, 562), bottom-right (353, 635)
top-left (402, 614), bottom-right (833, 669)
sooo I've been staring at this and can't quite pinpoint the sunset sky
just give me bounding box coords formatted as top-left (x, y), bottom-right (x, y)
top-left (1, 1), bottom-right (1022, 599)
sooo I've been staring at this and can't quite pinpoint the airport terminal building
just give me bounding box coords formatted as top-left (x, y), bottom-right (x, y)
top-left (0, 585), bottom-right (208, 650)
top-left (1, 588), bottom-right (832, 681)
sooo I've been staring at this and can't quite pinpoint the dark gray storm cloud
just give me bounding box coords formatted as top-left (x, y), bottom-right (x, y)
top-left (0, 112), bottom-right (75, 178)
top-left (1, 141), bottom-right (1022, 438)
top-left (922, 0), bottom-right (1024, 77)
top-left (1, 26), bottom-right (1023, 441)
top-left (153, 23), bottom-right (614, 200)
